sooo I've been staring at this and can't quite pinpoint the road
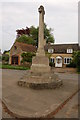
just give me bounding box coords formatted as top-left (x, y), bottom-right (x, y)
top-left (1, 69), bottom-right (80, 119)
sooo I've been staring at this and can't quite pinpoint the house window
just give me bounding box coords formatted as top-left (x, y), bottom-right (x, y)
top-left (67, 49), bottom-right (73, 53)
top-left (50, 58), bottom-right (54, 63)
top-left (67, 58), bottom-right (70, 64)
top-left (64, 58), bottom-right (66, 64)
top-left (48, 49), bottom-right (54, 53)
top-left (64, 57), bottom-right (72, 64)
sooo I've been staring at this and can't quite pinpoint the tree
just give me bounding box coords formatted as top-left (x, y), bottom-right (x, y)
top-left (72, 51), bottom-right (80, 72)
top-left (16, 24), bottom-right (54, 46)
top-left (16, 27), bottom-right (30, 38)
top-left (30, 24), bottom-right (54, 46)
top-left (44, 24), bottom-right (54, 43)
top-left (16, 35), bottom-right (36, 45)
top-left (29, 26), bottom-right (38, 46)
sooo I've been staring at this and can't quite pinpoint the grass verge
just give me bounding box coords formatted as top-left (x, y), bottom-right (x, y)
top-left (0, 64), bottom-right (29, 70)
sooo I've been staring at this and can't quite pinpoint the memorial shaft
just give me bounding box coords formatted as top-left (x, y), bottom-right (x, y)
top-left (37, 6), bottom-right (45, 56)
top-left (31, 5), bottom-right (50, 73)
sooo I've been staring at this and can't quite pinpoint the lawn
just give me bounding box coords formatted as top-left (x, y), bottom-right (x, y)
top-left (0, 64), bottom-right (29, 70)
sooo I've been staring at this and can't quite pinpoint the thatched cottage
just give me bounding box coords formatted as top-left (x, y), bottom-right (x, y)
top-left (45, 43), bottom-right (80, 67)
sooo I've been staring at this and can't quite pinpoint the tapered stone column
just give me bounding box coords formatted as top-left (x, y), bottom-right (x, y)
top-left (31, 5), bottom-right (50, 73)
top-left (37, 6), bottom-right (45, 56)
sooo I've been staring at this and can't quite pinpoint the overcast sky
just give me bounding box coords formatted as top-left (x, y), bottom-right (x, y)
top-left (0, 0), bottom-right (79, 52)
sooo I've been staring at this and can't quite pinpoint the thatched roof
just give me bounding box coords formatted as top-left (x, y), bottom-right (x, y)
top-left (14, 42), bottom-right (36, 52)
top-left (44, 43), bottom-right (80, 53)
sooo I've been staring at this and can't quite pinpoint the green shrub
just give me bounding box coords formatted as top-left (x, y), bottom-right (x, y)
top-left (66, 62), bottom-right (76, 68)
top-left (77, 66), bottom-right (80, 72)
top-left (72, 51), bottom-right (80, 72)
top-left (2, 55), bottom-right (9, 62)
top-left (49, 62), bottom-right (55, 67)
top-left (16, 34), bottom-right (36, 45)
top-left (21, 52), bottom-right (36, 63)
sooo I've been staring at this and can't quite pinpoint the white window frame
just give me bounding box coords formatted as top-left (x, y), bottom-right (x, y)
top-left (48, 49), bottom-right (54, 53)
top-left (67, 49), bottom-right (73, 53)
top-left (50, 57), bottom-right (55, 63)
top-left (64, 57), bottom-right (72, 64)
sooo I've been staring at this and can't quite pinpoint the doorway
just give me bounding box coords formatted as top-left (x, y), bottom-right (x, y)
top-left (55, 56), bottom-right (62, 67)
top-left (11, 56), bottom-right (19, 65)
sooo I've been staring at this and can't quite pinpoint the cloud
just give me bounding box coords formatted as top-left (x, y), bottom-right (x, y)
top-left (0, 1), bottom-right (78, 52)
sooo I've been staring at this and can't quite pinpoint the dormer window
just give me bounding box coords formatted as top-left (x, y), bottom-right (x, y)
top-left (48, 49), bottom-right (54, 53)
top-left (67, 49), bottom-right (73, 53)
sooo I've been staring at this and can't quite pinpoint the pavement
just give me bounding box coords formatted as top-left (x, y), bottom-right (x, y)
top-left (54, 92), bottom-right (79, 118)
top-left (2, 69), bottom-right (79, 118)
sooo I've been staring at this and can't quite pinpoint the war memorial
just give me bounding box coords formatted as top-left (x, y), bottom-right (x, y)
top-left (18, 5), bottom-right (62, 89)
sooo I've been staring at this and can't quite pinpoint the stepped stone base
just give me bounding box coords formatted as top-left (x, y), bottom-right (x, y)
top-left (18, 55), bottom-right (63, 89)
top-left (18, 71), bottom-right (63, 89)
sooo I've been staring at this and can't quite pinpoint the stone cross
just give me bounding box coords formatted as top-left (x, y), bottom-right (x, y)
top-left (31, 5), bottom-right (50, 73)
top-left (37, 5), bottom-right (45, 56)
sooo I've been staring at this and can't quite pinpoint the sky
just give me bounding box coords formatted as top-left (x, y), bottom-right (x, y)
top-left (0, 0), bottom-right (79, 52)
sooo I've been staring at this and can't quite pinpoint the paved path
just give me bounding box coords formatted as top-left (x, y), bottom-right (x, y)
top-left (2, 69), bottom-right (79, 118)
top-left (54, 92), bottom-right (79, 118)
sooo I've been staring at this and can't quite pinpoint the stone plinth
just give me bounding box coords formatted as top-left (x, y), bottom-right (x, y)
top-left (31, 56), bottom-right (50, 73)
